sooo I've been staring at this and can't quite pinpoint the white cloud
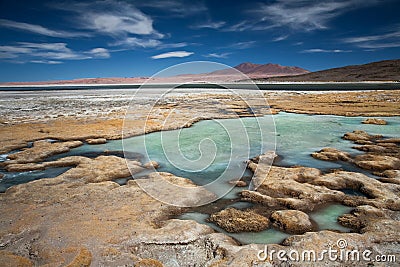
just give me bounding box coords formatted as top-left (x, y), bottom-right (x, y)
top-left (223, 41), bottom-right (256, 50)
top-left (19, 42), bottom-right (70, 52)
top-left (272, 35), bottom-right (289, 42)
top-left (159, 42), bottom-right (189, 49)
top-left (151, 51), bottom-right (193, 59)
top-left (247, 0), bottom-right (380, 32)
top-left (343, 29), bottom-right (400, 49)
top-left (30, 60), bottom-right (63, 64)
top-left (224, 21), bottom-right (250, 32)
top-left (0, 42), bottom-right (111, 63)
top-left (204, 53), bottom-right (231, 58)
top-left (88, 48), bottom-right (110, 58)
top-left (52, 0), bottom-right (162, 37)
top-left (0, 19), bottom-right (87, 38)
top-left (112, 37), bottom-right (162, 48)
top-left (17, 42), bottom-right (88, 60)
top-left (191, 21), bottom-right (226, 29)
top-left (0, 45), bottom-right (32, 54)
top-left (301, 48), bottom-right (352, 53)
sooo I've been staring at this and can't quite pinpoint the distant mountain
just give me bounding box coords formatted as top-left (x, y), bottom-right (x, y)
top-left (209, 62), bottom-right (309, 78)
top-left (264, 59), bottom-right (400, 82)
top-left (235, 62), bottom-right (262, 73)
top-left (236, 62), bottom-right (309, 76)
top-left (4, 60), bottom-right (398, 85)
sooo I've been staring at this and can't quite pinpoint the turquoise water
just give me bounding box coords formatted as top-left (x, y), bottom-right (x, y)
top-left (310, 204), bottom-right (354, 232)
top-left (1, 113), bottom-right (399, 243)
top-left (3, 113), bottom-right (399, 192)
top-left (274, 112), bottom-right (400, 170)
top-left (0, 166), bottom-right (70, 193)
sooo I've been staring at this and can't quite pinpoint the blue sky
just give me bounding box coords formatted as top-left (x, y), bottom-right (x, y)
top-left (0, 0), bottom-right (399, 82)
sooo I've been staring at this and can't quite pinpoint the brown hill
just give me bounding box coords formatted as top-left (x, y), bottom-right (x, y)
top-left (264, 59), bottom-right (400, 82)
top-left (210, 62), bottom-right (309, 78)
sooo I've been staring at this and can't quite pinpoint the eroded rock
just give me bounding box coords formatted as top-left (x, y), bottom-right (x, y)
top-left (143, 160), bottom-right (160, 169)
top-left (342, 130), bottom-right (382, 142)
top-left (311, 147), bottom-right (351, 161)
top-left (209, 208), bottom-right (269, 233)
top-left (271, 210), bottom-right (313, 234)
top-left (354, 154), bottom-right (400, 171)
top-left (0, 250), bottom-right (33, 267)
top-left (86, 138), bottom-right (107, 144)
top-left (362, 118), bottom-right (387, 125)
top-left (228, 180), bottom-right (247, 187)
top-left (6, 140), bottom-right (83, 164)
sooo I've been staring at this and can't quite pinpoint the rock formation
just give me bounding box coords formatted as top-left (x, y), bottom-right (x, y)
top-left (270, 210), bottom-right (313, 234)
top-left (209, 208), bottom-right (269, 233)
top-left (362, 118), bottom-right (387, 125)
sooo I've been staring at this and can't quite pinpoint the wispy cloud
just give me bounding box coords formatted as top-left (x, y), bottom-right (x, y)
top-left (203, 52), bottom-right (231, 58)
top-left (272, 35), bottom-right (289, 42)
top-left (223, 41), bottom-right (256, 50)
top-left (52, 1), bottom-right (162, 38)
top-left (247, 0), bottom-right (380, 32)
top-left (111, 38), bottom-right (189, 51)
top-left (191, 20), bottom-right (226, 30)
top-left (159, 42), bottom-right (189, 49)
top-left (30, 60), bottom-right (63, 64)
top-left (0, 19), bottom-right (88, 38)
top-left (112, 37), bottom-right (162, 48)
top-left (135, 0), bottom-right (207, 17)
top-left (301, 48), bottom-right (352, 53)
top-left (151, 51), bottom-right (193, 59)
top-left (224, 21), bottom-right (251, 32)
top-left (343, 29), bottom-right (400, 49)
top-left (0, 42), bottom-right (110, 63)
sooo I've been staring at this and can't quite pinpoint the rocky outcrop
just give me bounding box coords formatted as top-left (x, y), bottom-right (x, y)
top-left (209, 208), bottom-right (269, 233)
top-left (0, 250), bottom-right (33, 267)
top-left (2, 153), bottom-right (400, 266)
top-left (270, 210), bottom-right (313, 234)
top-left (311, 171), bottom-right (400, 209)
top-left (228, 179), bottom-right (247, 187)
top-left (315, 131), bottom-right (400, 175)
top-left (135, 172), bottom-right (216, 207)
top-left (5, 155), bottom-right (145, 184)
top-left (377, 137), bottom-right (400, 143)
top-left (143, 160), bottom-right (160, 169)
top-left (342, 130), bottom-right (382, 142)
top-left (352, 143), bottom-right (398, 153)
top-left (380, 170), bottom-right (400, 178)
top-left (311, 147), bottom-right (351, 161)
top-left (242, 165), bottom-right (342, 211)
top-left (56, 156), bottom-right (143, 183)
top-left (362, 118), bottom-right (387, 125)
top-left (243, 152), bottom-right (400, 212)
top-left (0, 168), bottom-right (230, 266)
top-left (354, 154), bottom-right (400, 171)
top-left (6, 140), bottom-right (83, 164)
top-left (86, 138), bottom-right (107, 144)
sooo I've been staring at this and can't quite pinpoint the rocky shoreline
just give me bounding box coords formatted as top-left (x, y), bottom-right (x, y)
top-left (0, 89), bottom-right (399, 266)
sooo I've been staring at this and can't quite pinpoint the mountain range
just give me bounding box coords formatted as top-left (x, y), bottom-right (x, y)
top-left (264, 59), bottom-right (400, 82)
top-left (2, 59), bottom-right (399, 85)
top-left (209, 62), bottom-right (309, 78)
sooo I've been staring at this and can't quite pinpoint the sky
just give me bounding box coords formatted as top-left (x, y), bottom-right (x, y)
top-left (0, 0), bottom-right (399, 82)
